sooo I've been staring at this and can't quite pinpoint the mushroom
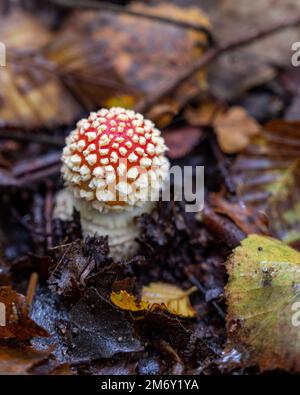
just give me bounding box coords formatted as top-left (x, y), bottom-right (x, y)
top-left (61, 107), bottom-right (169, 258)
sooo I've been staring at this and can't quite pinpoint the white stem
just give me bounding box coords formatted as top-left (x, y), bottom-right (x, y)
top-left (54, 190), bottom-right (154, 259)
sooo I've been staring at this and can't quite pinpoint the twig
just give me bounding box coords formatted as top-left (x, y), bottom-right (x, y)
top-left (135, 15), bottom-right (300, 113)
top-left (45, 181), bottom-right (54, 249)
top-left (0, 129), bottom-right (64, 147)
top-left (26, 272), bottom-right (39, 307)
top-left (48, 0), bottom-right (214, 45)
top-left (209, 132), bottom-right (236, 194)
top-left (188, 274), bottom-right (226, 321)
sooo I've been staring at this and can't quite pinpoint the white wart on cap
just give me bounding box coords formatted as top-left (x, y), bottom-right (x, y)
top-left (62, 107), bottom-right (169, 213)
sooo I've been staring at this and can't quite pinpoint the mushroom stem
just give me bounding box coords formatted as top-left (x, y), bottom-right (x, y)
top-left (74, 198), bottom-right (154, 258)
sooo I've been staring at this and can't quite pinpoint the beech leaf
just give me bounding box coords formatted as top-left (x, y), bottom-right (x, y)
top-left (111, 282), bottom-right (196, 318)
top-left (225, 234), bottom-right (300, 372)
top-left (214, 106), bottom-right (261, 154)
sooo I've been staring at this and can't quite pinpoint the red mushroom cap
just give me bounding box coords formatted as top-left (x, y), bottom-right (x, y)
top-left (62, 107), bottom-right (169, 211)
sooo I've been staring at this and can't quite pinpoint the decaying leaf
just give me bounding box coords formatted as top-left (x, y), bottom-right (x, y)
top-left (0, 8), bottom-right (80, 128)
top-left (46, 2), bottom-right (211, 126)
top-left (66, 288), bottom-right (143, 363)
top-left (208, 193), bottom-right (269, 236)
top-left (0, 343), bottom-right (50, 375)
top-left (267, 159), bottom-right (300, 246)
top-left (206, 0), bottom-right (300, 100)
top-left (184, 98), bottom-right (223, 126)
top-left (163, 127), bottom-right (203, 159)
top-left (0, 7), bottom-right (52, 50)
top-left (0, 286), bottom-right (49, 341)
top-left (111, 282), bottom-right (196, 318)
top-left (48, 236), bottom-right (112, 301)
top-left (225, 234), bottom-right (300, 372)
top-left (214, 106), bottom-right (261, 154)
top-left (232, 120), bottom-right (300, 211)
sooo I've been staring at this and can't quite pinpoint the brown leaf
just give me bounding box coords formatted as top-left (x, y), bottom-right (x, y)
top-left (0, 343), bottom-right (50, 375)
top-left (0, 8), bottom-right (81, 128)
top-left (206, 0), bottom-right (300, 99)
top-left (46, 2), bottom-right (211, 126)
top-left (209, 193), bottom-right (269, 236)
top-left (266, 159), bottom-right (300, 247)
top-left (214, 106), bottom-right (261, 154)
top-left (185, 99), bottom-right (223, 126)
top-left (0, 286), bottom-right (49, 341)
top-left (163, 127), bottom-right (203, 159)
top-left (232, 120), bottom-right (300, 212)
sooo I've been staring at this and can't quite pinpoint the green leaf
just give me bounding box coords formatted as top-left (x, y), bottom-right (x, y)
top-left (225, 234), bottom-right (300, 372)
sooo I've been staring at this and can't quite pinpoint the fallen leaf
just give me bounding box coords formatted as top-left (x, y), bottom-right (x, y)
top-left (0, 8), bottom-right (81, 128)
top-left (0, 286), bottom-right (49, 341)
top-left (214, 106), bottom-right (261, 154)
top-left (0, 343), bottom-right (50, 375)
top-left (163, 127), bottom-right (203, 159)
top-left (111, 282), bottom-right (197, 318)
top-left (46, 2), bottom-right (211, 126)
top-left (110, 291), bottom-right (148, 313)
top-left (48, 236), bottom-right (112, 302)
top-left (209, 193), bottom-right (269, 236)
top-left (225, 234), bottom-right (300, 372)
top-left (184, 99), bottom-right (223, 126)
top-left (232, 120), bottom-right (300, 211)
top-left (67, 288), bottom-right (143, 363)
top-left (206, 0), bottom-right (300, 100)
top-left (267, 159), bottom-right (300, 247)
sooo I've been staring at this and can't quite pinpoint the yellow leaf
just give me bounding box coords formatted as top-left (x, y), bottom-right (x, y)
top-left (142, 282), bottom-right (196, 317)
top-left (110, 290), bottom-right (148, 312)
top-left (110, 282), bottom-right (196, 318)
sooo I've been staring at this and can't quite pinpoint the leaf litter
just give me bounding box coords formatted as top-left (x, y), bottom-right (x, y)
top-left (1, 0), bottom-right (300, 375)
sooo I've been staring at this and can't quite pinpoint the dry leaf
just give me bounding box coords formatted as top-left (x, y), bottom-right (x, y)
top-left (267, 159), bottom-right (300, 247)
top-left (185, 99), bottom-right (223, 126)
top-left (0, 286), bottom-right (49, 341)
top-left (0, 8), bottom-right (81, 128)
top-left (214, 106), bottom-right (261, 154)
top-left (46, 2), bottom-right (211, 126)
top-left (163, 127), bottom-right (203, 159)
top-left (225, 234), bottom-right (300, 372)
top-left (232, 120), bottom-right (300, 212)
top-left (111, 282), bottom-right (196, 318)
top-left (0, 343), bottom-right (50, 375)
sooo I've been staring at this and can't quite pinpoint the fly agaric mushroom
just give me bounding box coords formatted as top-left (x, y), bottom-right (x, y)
top-left (61, 107), bottom-right (169, 257)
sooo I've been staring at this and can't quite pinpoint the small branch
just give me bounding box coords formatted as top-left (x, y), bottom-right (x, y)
top-left (135, 15), bottom-right (300, 113)
top-left (188, 274), bottom-right (226, 321)
top-left (49, 0), bottom-right (214, 45)
top-left (0, 129), bottom-right (64, 147)
top-left (26, 272), bottom-right (39, 307)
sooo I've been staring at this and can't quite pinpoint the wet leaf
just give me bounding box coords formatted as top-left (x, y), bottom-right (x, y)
top-left (163, 127), bottom-right (203, 159)
top-left (225, 234), bottom-right (300, 372)
top-left (206, 0), bottom-right (300, 99)
top-left (46, 2), bottom-right (211, 126)
top-left (267, 159), bottom-right (300, 246)
top-left (48, 236), bottom-right (112, 302)
top-left (0, 342), bottom-right (50, 375)
top-left (209, 193), bottom-right (269, 236)
top-left (111, 282), bottom-right (197, 318)
top-left (66, 288), bottom-right (143, 363)
top-left (0, 286), bottom-right (49, 341)
top-left (184, 99), bottom-right (223, 126)
top-left (214, 106), bottom-right (261, 154)
top-left (0, 8), bottom-right (80, 128)
top-left (232, 120), bottom-right (300, 211)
